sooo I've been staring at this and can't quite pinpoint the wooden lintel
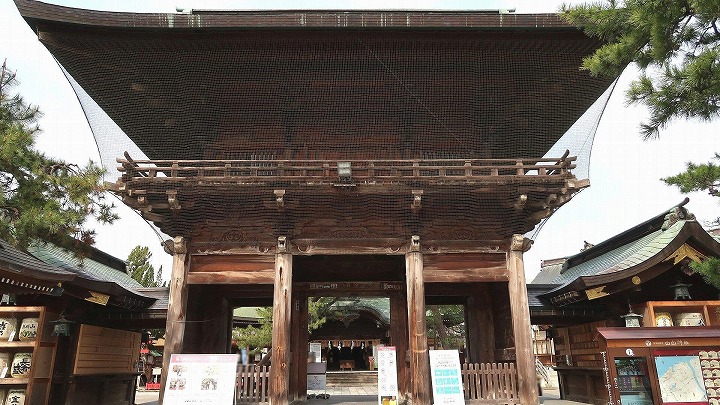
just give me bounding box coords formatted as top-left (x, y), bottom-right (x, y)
top-left (423, 267), bottom-right (508, 283)
top-left (190, 254), bottom-right (275, 272)
top-left (187, 270), bottom-right (274, 284)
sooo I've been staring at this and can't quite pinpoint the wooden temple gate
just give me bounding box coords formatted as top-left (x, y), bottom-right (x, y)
top-left (158, 231), bottom-right (539, 404)
top-left (14, 4), bottom-right (618, 403)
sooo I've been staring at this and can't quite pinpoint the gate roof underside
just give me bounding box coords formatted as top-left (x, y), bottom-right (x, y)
top-left (16, 1), bottom-right (616, 246)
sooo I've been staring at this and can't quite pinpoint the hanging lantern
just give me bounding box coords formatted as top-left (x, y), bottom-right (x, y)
top-left (670, 281), bottom-right (692, 300)
top-left (51, 314), bottom-right (74, 337)
top-left (621, 304), bottom-right (643, 327)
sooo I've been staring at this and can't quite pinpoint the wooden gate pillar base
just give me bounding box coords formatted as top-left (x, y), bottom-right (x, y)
top-left (270, 236), bottom-right (293, 405)
top-left (508, 235), bottom-right (539, 405)
top-left (159, 237), bottom-right (189, 405)
top-left (406, 236), bottom-right (431, 404)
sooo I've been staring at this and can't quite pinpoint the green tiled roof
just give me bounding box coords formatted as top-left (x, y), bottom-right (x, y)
top-left (553, 220), bottom-right (685, 285)
top-left (27, 242), bottom-right (143, 291)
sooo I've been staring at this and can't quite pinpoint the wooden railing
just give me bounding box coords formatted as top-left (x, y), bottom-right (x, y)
top-left (462, 362), bottom-right (519, 404)
top-left (235, 362), bottom-right (518, 403)
top-left (533, 339), bottom-right (554, 356)
top-left (236, 365), bottom-right (270, 404)
top-left (117, 154), bottom-right (576, 183)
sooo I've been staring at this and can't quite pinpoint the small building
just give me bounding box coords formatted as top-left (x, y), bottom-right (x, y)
top-left (0, 238), bottom-right (157, 404)
top-left (530, 200), bottom-right (720, 405)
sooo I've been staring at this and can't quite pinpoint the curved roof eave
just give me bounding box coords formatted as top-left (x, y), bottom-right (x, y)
top-left (15, 0), bottom-right (577, 31)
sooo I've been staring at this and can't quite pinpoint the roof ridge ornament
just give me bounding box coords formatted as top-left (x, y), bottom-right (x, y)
top-left (661, 199), bottom-right (696, 231)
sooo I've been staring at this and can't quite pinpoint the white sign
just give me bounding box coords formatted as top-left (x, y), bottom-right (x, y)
top-left (429, 350), bottom-right (464, 404)
top-left (308, 374), bottom-right (327, 390)
top-left (163, 354), bottom-right (239, 404)
top-left (309, 342), bottom-right (323, 363)
top-left (377, 346), bottom-right (399, 405)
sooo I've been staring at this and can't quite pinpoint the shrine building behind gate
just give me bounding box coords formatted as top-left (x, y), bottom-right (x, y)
top-left (15, 1), bottom-right (619, 403)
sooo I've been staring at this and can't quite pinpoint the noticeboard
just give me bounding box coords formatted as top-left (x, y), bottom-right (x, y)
top-left (377, 346), bottom-right (399, 404)
top-left (429, 350), bottom-right (464, 404)
top-left (163, 353), bottom-right (239, 404)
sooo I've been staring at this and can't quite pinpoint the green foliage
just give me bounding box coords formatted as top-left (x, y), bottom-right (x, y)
top-left (127, 245), bottom-right (165, 287)
top-left (232, 298), bottom-right (338, 353)
top-left (663, 153), bottom-right (720, 224)
top-left (233, 307), bottom-right (274, 353)
top-left (0, 62), bottom-right (118, 249)
top-left (690, 257), bottom-right (720, 289)
top-left (562, 0), bottom-right (720, 138)
top-left (426, 305), bottom-right (466, 350)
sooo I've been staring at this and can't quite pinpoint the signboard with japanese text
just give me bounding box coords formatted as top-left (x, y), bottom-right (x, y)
top-left (163, 354), bottom-right (239, 404)
top-left (377, 346), bottom-right (399, 405)
top-left (429, 350), bottom-right (464, 404)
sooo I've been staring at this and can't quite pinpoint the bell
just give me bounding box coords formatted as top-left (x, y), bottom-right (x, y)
top-left (670, 282), bottom-right (692, 300)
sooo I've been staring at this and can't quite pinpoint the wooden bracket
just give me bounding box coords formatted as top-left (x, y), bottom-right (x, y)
top-left (410, 235), bottom-right (420, 252)
top-left (411, 190), bottom-right (423, 211)
top-left (167, 190), bottom-right (181, 211)
top-left (275, 189), bottom-right (285, 209)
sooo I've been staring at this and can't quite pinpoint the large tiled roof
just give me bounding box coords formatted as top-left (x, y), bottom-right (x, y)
top-left (530, 259), bottom-right (565, 285)
top-left (27, 242), bottom-right (144, 291)
top-left (0, 239), bottom-right (75, 278)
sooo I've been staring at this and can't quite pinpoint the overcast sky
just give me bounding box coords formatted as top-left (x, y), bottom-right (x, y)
top-left (2, 0), bottom-right (718, 281)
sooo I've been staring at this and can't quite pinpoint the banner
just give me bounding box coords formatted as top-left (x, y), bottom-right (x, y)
top-left (377, 346), bottom-right (399, 405)
top-left (429, 350), bottom-right (464, 404)
top-left (163, 353), bottom-right (239, 404)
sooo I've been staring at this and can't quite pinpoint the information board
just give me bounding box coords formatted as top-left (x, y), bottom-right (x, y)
top-left (429, 350), bottom-right (464, 404)
top-left (377, 346), bottom-right (399, 404)
top-left (309, 342), bottom-right (323, 363)
top-left (163, 353), bottom-right (239, 404)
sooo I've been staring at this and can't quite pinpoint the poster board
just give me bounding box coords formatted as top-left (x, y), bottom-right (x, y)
top-left (309, 342), bottom-right (323, 363)
top-left (377, 346), bottom-right (399, 404)
top-left (654, 349), bottom-right (720, 404)
top-left (429, 350), bottom-right (464, 404)
top-left (163, 354), bottom-right (239, 404)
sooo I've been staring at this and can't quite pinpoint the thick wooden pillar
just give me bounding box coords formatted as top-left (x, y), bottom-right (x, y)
top-left (290, 294), bottom-right (308, 402)
top-left (270, 236), bottom-right (292, 405)
top-left (508, 234), bottom-right (539, 405)
top-left (406, 236), bottom-right (430, 404)
top-left (466, 283), bottom-right (495, 363)
top-left (200, 289), bottom-right (230, 353)
top-left (390, 289), bottom-right (409, 402)
top-left (159, 237), bottom-right (188, 405)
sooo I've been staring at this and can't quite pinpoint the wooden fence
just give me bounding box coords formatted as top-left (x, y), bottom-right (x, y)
top-left (236, 365), bottom-right (270, 404)
top-left (462, 362), bottom-right (519, 404)
top-left (235, 362), bottom-right (519, 404)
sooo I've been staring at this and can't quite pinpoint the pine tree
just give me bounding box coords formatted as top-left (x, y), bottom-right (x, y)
top-left (127, 245), bottom-right (164, 287)
top-left (563, 1), bottom-right (720, 277)
top-left (0, 61), bottom-right (117, 249)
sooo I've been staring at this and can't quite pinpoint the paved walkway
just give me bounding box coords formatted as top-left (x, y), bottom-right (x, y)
top-left (135, 387), bottom-right (592, 404)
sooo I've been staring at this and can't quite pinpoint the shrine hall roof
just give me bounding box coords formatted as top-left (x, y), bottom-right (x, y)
top-left (534, 199), bottom-right (720, 305)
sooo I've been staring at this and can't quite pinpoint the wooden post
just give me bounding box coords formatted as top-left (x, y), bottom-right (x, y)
top-left (270, 236), bottom-right (292, 405)
top-left (466, 283), bottom-right (495, 363)
top-left (290, 294), bottom-right (308, 402)
top-left (508, 234), bottom-right (539, 405)
top-left (406, 236), bottom-right (431, 404)
top-left (159, 237), bottom-right (188, 405)
top-left (390, 289), bottom-right (409, 402)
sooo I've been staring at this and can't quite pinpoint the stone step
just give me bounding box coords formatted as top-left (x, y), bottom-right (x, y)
top-left (325, 371), bottom-right (378, 387)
